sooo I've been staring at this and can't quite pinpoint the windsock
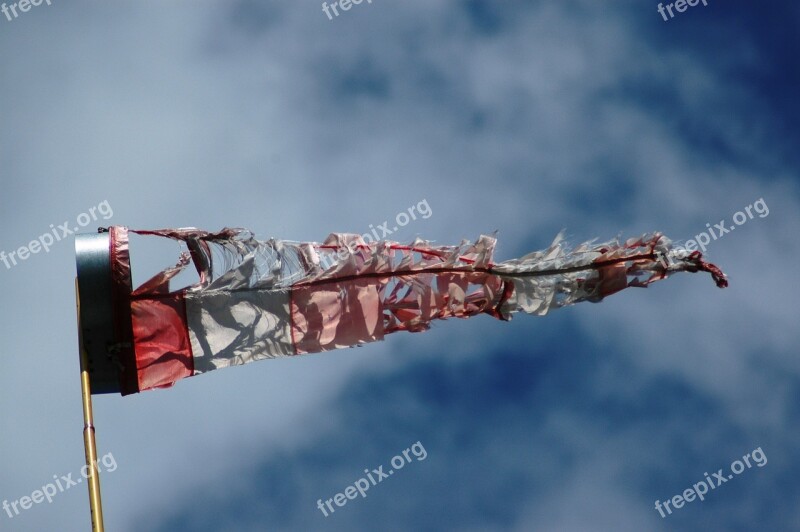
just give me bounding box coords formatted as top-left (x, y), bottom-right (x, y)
top-left (75, 226), bottom-right (726, 395)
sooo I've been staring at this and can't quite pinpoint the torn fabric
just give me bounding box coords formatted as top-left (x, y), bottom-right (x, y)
top-left (107, 227), bottom-right (727, 395)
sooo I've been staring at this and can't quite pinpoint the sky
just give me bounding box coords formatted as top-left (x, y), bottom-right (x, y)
top-left (1, 1), bottom-right (798, 530)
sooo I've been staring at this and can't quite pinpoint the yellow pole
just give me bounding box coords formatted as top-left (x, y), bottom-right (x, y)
top-left (76, 279), bottom-right (105, 531)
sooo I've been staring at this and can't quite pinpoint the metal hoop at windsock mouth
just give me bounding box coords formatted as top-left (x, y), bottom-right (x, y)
top-left (75, 230), bottom-right (124, 395)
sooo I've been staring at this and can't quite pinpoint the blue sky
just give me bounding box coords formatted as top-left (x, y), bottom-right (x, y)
top-left (1, 1), bottom-right (798, 530)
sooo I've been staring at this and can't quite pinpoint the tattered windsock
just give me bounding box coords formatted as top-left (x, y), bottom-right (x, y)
top-left (75, 226), bottom-right (727, 395)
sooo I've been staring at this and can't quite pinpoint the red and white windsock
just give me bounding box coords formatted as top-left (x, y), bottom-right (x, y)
top-left (75, 226), bottom-right (727, 395)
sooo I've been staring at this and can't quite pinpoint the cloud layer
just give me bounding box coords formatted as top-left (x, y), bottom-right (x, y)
top-left (0, 1), bottom-right (797, 530)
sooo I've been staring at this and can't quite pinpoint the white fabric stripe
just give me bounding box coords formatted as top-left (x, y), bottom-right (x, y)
top-left (186, 289), bottom-right (294, 374)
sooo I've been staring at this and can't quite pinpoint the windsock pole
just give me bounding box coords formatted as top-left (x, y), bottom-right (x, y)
top-left (76, 279), bottom-right (105, 531)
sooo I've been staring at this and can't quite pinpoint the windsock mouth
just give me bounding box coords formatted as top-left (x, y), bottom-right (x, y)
top-left (75, 228), bottom-right (138, 395)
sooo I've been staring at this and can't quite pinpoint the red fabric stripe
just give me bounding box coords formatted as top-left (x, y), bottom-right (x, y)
top-left (289, 286), bottom-right (298, 355)
top-left (291, 278), bottom-right (384, 354)
top-left (131, 293), bottom-right (194, 392)
top-left (109, 226), bottom-right (139, 395)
